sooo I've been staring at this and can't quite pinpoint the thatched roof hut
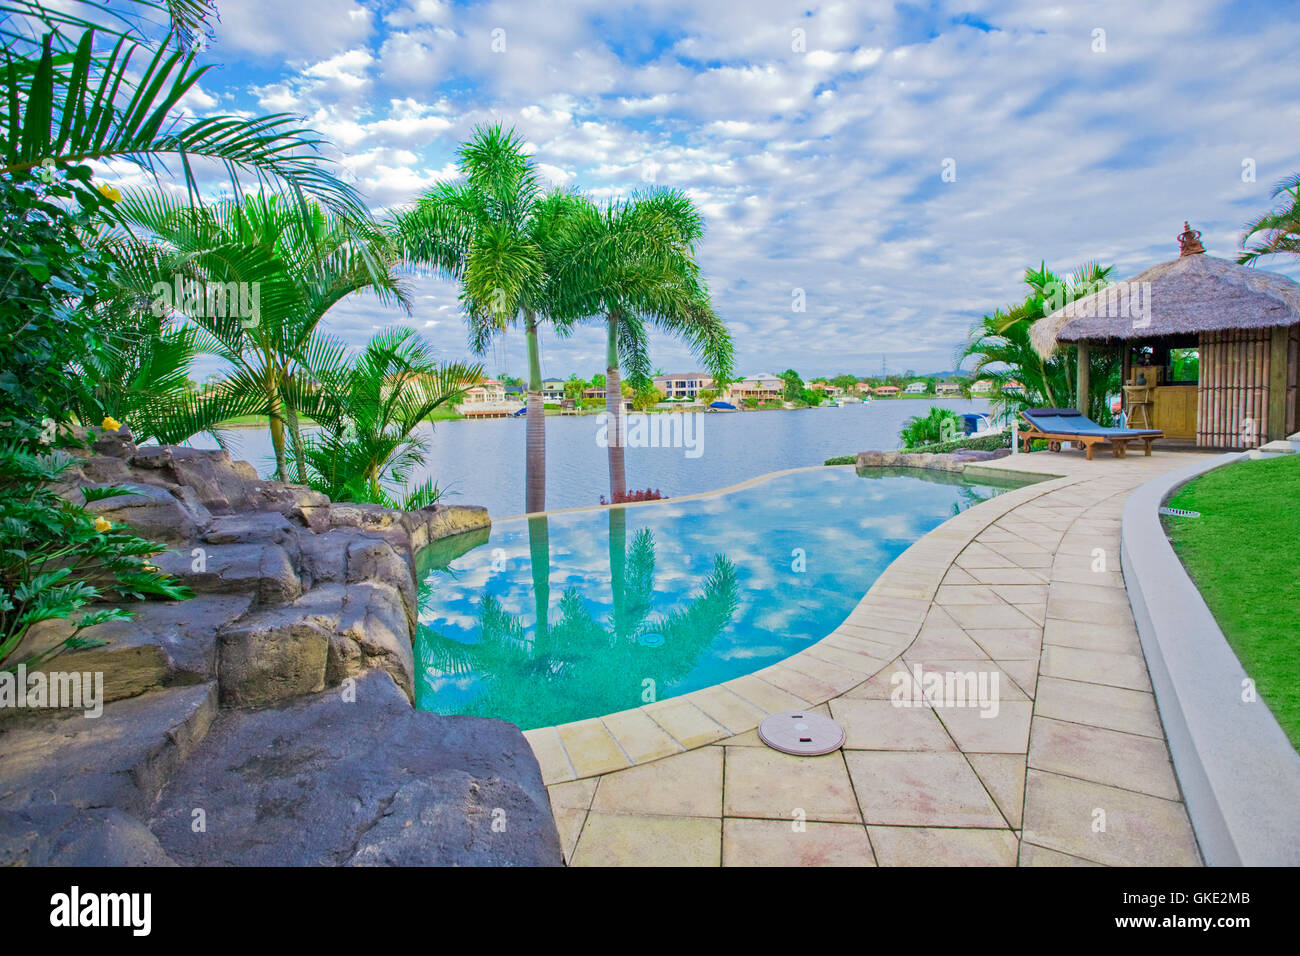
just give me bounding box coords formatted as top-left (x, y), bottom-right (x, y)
top-left (1031, 224), bottom-right (1300, 447)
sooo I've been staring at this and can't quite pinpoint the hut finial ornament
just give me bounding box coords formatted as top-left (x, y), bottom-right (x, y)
top-left (1178, 221), bottom-right (1205, 256)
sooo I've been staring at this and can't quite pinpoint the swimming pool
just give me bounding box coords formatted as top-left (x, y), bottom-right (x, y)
top-left (413, 466), bottom-right (1031, 730)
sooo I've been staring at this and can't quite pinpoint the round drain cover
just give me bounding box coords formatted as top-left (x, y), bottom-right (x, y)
top-left (758, 710), bottom-right (845, 756)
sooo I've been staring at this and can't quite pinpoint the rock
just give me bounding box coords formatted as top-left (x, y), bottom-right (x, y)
top-left (346, 537), bottom-right (415, 610)
top-left (248, 480), bottom-right (331, 532)
top-left (405, 505), bottom-right (491, 552)
top-left (131, 446), bottom-right (173, 469)
top-left (330, 502), bottom-right (405, 530)
top-left (92, 427), bottom-right (136, 459)
top-left (0, 682), bottom-right (217, 815)
top-left (164, 447), bottom-right (258, 514)
top-left (147, 671), bottom-right (562, 866)
top-left (333, 582), bottom-right (415, 699)
top-left (216, 587), bottom-right (348, 707)
top-left (0, 806), bottom-right (177, 866)
top-left (155, 542), bottom-right (302, 607)
top-left (84, 482), bottom-right (202, 544)
top-left (7, 596), bottom-right (255, 707)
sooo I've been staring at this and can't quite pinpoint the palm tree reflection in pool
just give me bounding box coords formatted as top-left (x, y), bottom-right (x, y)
top-left (415, 509), bottom-right (740, 729)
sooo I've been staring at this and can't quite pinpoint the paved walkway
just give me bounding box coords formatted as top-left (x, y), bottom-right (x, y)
top-left (526, 449), bottom-right (1212, 866)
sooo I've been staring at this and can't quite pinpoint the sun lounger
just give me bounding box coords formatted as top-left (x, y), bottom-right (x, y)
top-left (1020, 408), bottom-right (1163, 460)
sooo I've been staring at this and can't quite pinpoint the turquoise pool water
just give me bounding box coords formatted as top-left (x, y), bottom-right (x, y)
top-left (413, 467), bottom-right (1030, 730)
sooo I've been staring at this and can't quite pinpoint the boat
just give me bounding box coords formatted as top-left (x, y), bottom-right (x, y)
top-left (707, 401), bottom-right (738, 412)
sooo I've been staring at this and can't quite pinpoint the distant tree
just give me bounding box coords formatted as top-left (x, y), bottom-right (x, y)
top-left (591, 373), bottom-right (606, 389)
top-left (1240, 175), bottom-right (1300, 264)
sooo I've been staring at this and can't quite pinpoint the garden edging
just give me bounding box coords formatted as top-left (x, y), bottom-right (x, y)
top-left (1121, 452), bottom-right (1300, 866)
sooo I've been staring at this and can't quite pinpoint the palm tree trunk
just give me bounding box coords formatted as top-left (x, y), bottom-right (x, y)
top-left (608, 506), bottom-right (627, 639)
top-left (524, 310), bottom-right (546, 514)
top-left (267, 389), bottom-right (288, 482)
top-left (528, 515), bottom-right (550, 649)
top-left (604, 312), bottom-right (627, 502)
top-left (285, 373), bottom-right (307, 485)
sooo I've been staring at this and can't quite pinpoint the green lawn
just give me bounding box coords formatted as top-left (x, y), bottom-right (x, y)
top-left (1165, 455), bottom-right (1300, 751)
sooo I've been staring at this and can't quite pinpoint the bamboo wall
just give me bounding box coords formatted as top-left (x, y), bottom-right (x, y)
top-left (1197, 329), bottom-right (1273, 448)
top-left (1287, 325), bottom-right (1299, 436)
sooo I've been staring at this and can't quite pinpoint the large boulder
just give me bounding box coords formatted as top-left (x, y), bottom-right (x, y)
top-left (154, 542), bottom-right (302, 607)
top-left (83, 482), bottom-right (204, 545)
top-left (216, 590), bottom-right (340, 707)
top-left (147, 671), bottom-right (562, 866)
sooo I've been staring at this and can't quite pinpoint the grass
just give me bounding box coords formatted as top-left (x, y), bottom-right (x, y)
top-left (1165, 454), bottom-right (1300, 751)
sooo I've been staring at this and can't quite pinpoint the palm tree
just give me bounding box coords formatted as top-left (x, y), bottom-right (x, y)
top-left (110, 189), bottom-right (409, 481)
top-left (391, 126), bottom-right (586, 515)
top-left (960, 262), bottom-right (1120, 424)
top-left (551, 189), bottom-right (733, 501)
top-left (1239, 174), bottom-right (1300, 264)
top-left (298, 326), bottom-right (481, 507)
top-left (0, 1), bottom-right (364, 216)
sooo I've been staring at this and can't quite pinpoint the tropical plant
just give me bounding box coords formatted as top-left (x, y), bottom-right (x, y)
top-left (391, 125), bottom-right (586, 514)
top-left (549, 189), bottom-right (732, 501)
top-left (110, 189), bottom-right (409, 481)
top-left (899, 406), bottom-right (961, 448)
top-left (1239, 174), bottom-right (1300, 265)
top-left (298, 326), bottom-right (480, 507)
top-left (0, 440), bottom-right (190, 671)
top-left (959, 262), bottom-right (1120, 424)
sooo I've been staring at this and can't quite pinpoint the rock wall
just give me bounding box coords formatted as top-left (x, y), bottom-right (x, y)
top-left (0, 429), bottom-right (563, 866)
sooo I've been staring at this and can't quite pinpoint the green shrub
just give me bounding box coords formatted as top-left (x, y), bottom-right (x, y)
top-left (824, 455), bottom-right (856, 465)
top-left (906, 431), bottom-right (1010, 454)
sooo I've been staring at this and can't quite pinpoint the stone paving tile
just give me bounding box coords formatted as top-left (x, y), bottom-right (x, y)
top-left (965, 626), bottom-right (1042, 660)
top-left (643, 699), bottom-right (731, 748)
top-left (524, 726), bottom-right (574, 784)
top-left (571, 813), bottom-right (721, 866)
top-left (933, 699), bottom-right (1034, 754)
top-left (1040, 644), bottom-right (1152, 691)
top-left (722, 819), bottom-right (876, 866)
top-left (553, 807), bottom-right (587, 863)
top-left (1033, 676), bottom-right (1164, 738)
top-left (723, 674), bottom-right (810, 714)
top-left (1018, 841), bottom-right (1103, 866)
top-left (841, 660), bottom-right (918, 699)
top-left (1021, 769), bottom-right (1200, 867)
top-left (965, 566), bottom-right (1050, 585)
top-left (904, 627), bottom-right (992, 661)
top-left (802, 642), bottom-right (889, 675)
top-left (898, 659), bottom-right (1030, 701)
top-left (944, 602), bottom-right (1041, 629)
top-left (723, 747), bottom-right (862, 823)
top-left (686, 685), bottom-right (768, 735)
top-left (868, 826), bottom-right (1019, 866)
top-left (828, 697), bottom-right (957, 751)
top-left (967, 753), bottom-right (1027, 829)
top-left (547, 777), bottom-right (598, 811)
top-left (754, 663), bottom-right (841, 704)
top-left (1042, 618), bottom-right (1141, 653)
top-left (602, 708), bottom-right (682, 764)
top-left (1028, 716), bottom-right (1180, 800)
top-left (557, 719), bottom-right (632, 777)
top-left (590, 747), bottom-right (723, 817)
top-left (780, 652), bottom-right (873, 693)
top-left (997, 659), bottom-right (1040, 698)
top-left (935, 585), bottom-right (1004, 606)
top-left (844, 751), bottom-right (1006, 828)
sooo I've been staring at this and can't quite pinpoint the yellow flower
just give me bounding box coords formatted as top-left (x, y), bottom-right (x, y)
top-left (97, 184), bottom-right (122, 203)
top-left (142, 564), bottom-right (158, 573)
top-left (101, 416), bottom-right (122, 431)
top-left (94, 517), bottom-right (112, 533)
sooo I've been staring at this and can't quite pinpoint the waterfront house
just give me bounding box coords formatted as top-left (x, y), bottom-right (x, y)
top-left (971, 379), bottom-right (994, 394)
top-left (541, 377), bottom-right (566, 402)
top-left (1002, 380), bottom-right (1026, 395)
top-left (873, 384), bottom-right (900, 397)
top-left (461, 377), bottom-right (506, 405)
top-left (936, 380), bottom-right (964, 397)
top-left (653, 372), bottom-right (714, 400)
top-left (1031, 222), bottom-right (1300, 446)
top-left (811, 382), bottom-right (844, 397)
top-left (903, 381), bottom-right (929, 394)
top-left (583, 386), bottom-right (606, 400)
top-left (726, 373), bottom-right (784, 403)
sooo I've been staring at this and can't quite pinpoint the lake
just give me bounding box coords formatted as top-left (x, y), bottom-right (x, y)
top-left (194, 399), bottom-right (994, 517)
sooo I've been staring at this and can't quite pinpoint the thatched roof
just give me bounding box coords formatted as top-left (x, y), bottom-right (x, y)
top-left (1031, 250), bottom-right (1300, 358)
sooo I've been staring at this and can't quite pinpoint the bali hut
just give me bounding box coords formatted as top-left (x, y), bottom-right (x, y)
top-left (1031, 224), bottom-right (1300, 448)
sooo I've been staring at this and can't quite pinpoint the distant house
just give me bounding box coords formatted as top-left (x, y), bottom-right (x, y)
top-left (541, 377), bottom-right (566, 402)
top-left (855, 381), bottom-right (872, 392)
top-left (1002, 380), bottom-right (1026, 395)
top-left (504, 384), bottom-right (525, 399)
top-left (582, 386), bottom-right (606, 400)
top-left (903, 381), bottom-right (928, 394)
top-left (811, 382), bottom-right (843, 397)
top-left (726, 373), bottom-right (783, 403)
top-left (935, 380), bottom-right (963, 397)
top-left (873, 384), bottom-right (900, 397)
top-left (653, 372), bottom-right (713, 400)
top-left (970, 379), bottom-right (994, 394)
top-left (461, 377), bottom-right (506, 405)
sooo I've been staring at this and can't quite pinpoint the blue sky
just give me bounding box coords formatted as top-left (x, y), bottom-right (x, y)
top-left (137, 0), bottom-right (1300, 380)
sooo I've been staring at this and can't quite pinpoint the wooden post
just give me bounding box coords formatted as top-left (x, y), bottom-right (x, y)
top-left (1076, 342), bottom-right (1090, 415)
top-left (1269, 326), bottom-right (1288, 441)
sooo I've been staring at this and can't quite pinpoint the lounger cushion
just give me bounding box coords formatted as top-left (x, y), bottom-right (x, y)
top-left (1022, 408), bottom-right (1162, 438)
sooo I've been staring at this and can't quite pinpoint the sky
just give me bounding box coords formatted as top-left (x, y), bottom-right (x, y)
top-left (143, 0), bottom-right (1300, 381)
